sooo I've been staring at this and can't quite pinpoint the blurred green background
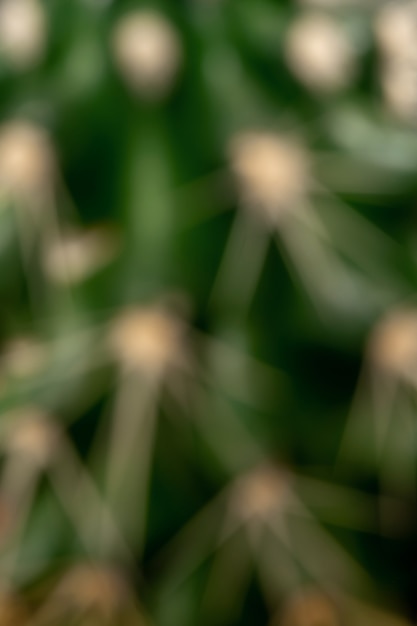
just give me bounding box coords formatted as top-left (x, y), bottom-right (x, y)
top-left (0, 0), bottom-right (417, 624)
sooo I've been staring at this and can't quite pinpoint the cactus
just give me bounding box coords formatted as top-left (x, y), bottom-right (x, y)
top-left (0, 1), bottom-right (416, 625)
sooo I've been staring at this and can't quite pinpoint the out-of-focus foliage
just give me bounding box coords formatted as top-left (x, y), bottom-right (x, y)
top-left (0, 0), bottom-right (417, 624)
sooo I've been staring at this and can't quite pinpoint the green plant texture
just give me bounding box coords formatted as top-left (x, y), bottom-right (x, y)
top-left (0, 0), bottom-right (417, 624)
